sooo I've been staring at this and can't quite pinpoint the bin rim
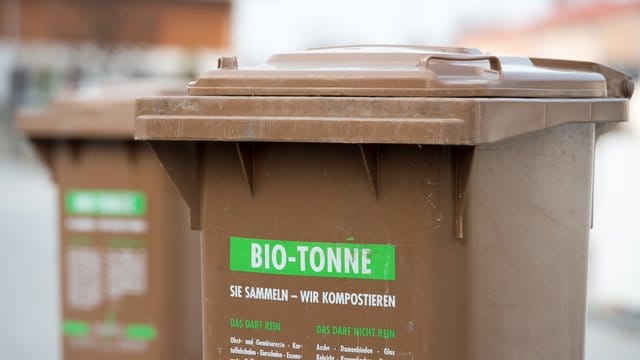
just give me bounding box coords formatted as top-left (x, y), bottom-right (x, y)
top-left (135, 96), bottom-right (628, 145)
top-left (17, 80), bottom-right (185, 140)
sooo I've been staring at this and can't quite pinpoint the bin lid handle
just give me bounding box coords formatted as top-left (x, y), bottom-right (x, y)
top-left (418, 55), bottom-right (504, 80)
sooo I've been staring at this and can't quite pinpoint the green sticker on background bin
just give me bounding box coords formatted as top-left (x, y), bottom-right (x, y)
top-left (67, 236), bottom-right (92, 247)
top-left (109, 238), bottom-right (146, 249)
top-left (125, 324), bottom-right (157, 341)
top-left (63, 319), bottom-right (89, 337)
top-left (64, 190), bottom-right (147, 216)
top-left (230, 236), bottom-right (395, 280)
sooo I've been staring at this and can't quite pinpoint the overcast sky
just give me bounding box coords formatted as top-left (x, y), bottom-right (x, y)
top-left (232, 0), bottom-right (554, 64)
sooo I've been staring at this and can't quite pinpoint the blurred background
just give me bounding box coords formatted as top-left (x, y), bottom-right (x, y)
top-left (0, 0), bottom-right (638, 359)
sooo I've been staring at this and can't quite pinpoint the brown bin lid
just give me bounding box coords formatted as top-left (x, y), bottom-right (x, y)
top-left (188, 45), bottom-right (632, 98)
top-left (18, 80), bottom-right (185, 140)
top-left (135, 45), bottom-right (632, 145)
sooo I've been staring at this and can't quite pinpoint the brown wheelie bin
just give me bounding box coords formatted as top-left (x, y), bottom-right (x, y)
top-left (18, 81), bottom-right (202, 360)
top-left (134, 46), bottom-right (633, 359)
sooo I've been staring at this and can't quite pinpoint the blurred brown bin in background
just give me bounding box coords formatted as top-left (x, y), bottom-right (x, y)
top-left (17, 82), bottom-right (202, 360)
top-left (135, 46), bottom-right (633, 359)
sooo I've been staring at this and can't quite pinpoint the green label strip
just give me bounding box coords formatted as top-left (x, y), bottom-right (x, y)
top-left (64, 190), bottom-right (147, 216)
top-left (67, 237), bottom-right (92, 247)
top-left (63, 319), bottom-right (157, 341)
top-left (125, 324), bottom-right (157, 341)
top-left (63, 319), bottom-right (89, 337)
top-left (109, 238), bottom-right (146, 249)
top-left (230, 236), bottom-right (395, 280)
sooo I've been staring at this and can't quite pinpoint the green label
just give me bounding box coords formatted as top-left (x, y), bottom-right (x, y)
top-left (109, 238), bottom-right (146, 249)
top-left (63, 319), bottom-right (89, 337)
top-left (230, 237), bottom-right (395, 280)
top-left (64, 190), bottom-right (147, 216)
top-left (67, 237), bottom-right (92, 247)
top-left (125, 324), bottom-right (157, 341)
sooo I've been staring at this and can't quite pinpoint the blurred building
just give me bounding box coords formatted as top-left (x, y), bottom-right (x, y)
top-left (0, 0), bottom-right (231, 112)
top-left (1, 0), bottom-right (230, 49)
top-left (457, 1), bottom-right (640, 76)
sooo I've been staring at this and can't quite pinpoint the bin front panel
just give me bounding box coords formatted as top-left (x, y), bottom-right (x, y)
top-left (200, 142), bottom-right (469, 359)
top-left (196, 123), bottom-right (596, 359)
top-left (54, 141), bottom-right (201, 360)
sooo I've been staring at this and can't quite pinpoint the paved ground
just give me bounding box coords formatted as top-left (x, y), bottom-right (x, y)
top-left (586, 310), bottom-right (640, 359)
top-left (0, 128), bottom-right (638, 359)
top-left (0, 136), bottom-right (60, 359)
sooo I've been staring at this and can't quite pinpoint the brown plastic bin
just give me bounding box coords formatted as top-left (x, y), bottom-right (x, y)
top-left (17, 82), bottom-right (202, 360)
top-left (134, 46), bottom-right (633, 360)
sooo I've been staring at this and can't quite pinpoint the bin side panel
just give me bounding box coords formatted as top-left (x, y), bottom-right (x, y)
top-left (467, 123), bottom-right (594, 359)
